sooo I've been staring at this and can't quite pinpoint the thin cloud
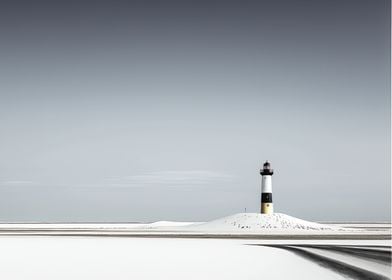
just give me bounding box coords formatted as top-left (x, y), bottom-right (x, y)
top-left (107, 170), bottom-right (234, 188)
top-left (0, 180), bottom-right (36, 186)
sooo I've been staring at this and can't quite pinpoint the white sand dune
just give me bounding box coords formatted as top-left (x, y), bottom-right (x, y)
top-left (186, 213), bottom-right (344, 232)
top-left (0, 212), bottom-right (353, 233)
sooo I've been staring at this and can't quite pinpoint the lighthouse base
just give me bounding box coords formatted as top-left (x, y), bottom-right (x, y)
top-left (261, 203), bottom-right (274, 214)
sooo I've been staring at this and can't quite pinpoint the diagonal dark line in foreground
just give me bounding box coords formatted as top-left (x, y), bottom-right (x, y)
top-left (297, 245), bottom-right (391, 264)
top-left (250, 245), bottom-right (390, 280)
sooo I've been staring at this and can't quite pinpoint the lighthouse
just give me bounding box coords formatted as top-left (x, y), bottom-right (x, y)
top-left (260, 161), bottom-right (274, 214)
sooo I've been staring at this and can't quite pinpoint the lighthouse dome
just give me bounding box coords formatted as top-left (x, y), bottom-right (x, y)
top-left (260, 161), bottom-right (274, 175)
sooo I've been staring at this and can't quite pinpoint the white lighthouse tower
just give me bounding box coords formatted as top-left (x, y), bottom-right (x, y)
top-left (260, 161), bottom-right (274, 214)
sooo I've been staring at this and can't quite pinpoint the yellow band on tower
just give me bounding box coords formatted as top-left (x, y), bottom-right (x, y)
top-left (261, 203), bottom-right (274, 214)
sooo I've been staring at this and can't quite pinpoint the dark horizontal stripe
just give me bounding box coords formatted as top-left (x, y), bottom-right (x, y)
top-left (261, 193), bottom-right (272, 202)
top-left (1, 232), bottom-right (390, 240)
top-left (260, 170), bottom-right (273, 175)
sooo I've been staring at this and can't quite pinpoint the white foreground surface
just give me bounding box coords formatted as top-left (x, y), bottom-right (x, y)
top-left (0, 236), bottom-right (374, 280)
top-left (0, 214), bottom-right (390, 279)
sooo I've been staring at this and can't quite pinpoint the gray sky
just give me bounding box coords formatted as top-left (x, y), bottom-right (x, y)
top-left (0, 0), bottom-right (390, 222)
